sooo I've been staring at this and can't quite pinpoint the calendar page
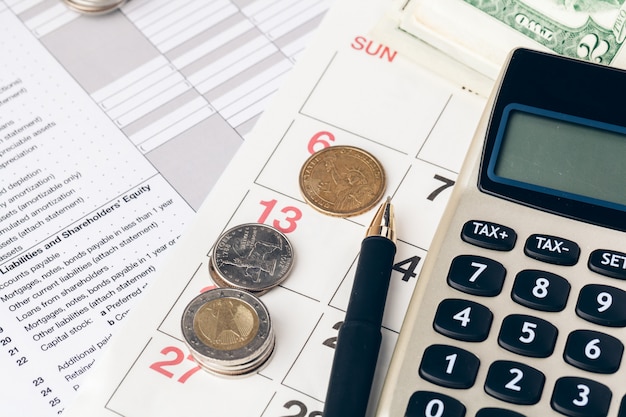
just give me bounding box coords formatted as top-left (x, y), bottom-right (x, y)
top-left (63, 0), bottom-right (488, 415)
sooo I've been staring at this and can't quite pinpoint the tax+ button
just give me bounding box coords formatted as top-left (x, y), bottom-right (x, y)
top-left (461, 220), bottom-right (517, 251)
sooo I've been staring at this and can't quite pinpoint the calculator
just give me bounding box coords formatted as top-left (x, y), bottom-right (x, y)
top-left (376, 48), bottom-right (626, 417)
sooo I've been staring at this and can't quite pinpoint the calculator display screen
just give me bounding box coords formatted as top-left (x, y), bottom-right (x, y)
top-left (487, 104), bottom-right (626, 211)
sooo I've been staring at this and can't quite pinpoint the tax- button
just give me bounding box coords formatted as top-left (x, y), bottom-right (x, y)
top-left (461, 220), bottom-right (516, 251)
top-left (589, 249), bottom-right (626, 280)
top-left (524, 234), bottom-right (580, 266)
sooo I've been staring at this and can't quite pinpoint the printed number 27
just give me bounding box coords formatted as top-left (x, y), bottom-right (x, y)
top-left (149, 346), bottom-right (201, 383)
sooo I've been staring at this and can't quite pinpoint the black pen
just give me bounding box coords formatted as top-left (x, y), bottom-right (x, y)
top-left (323, 197), bottom-right (397, 417)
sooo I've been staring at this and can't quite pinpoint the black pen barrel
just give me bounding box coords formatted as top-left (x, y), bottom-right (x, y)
top-left (323, 321), bottom-right (381, 417)
top-left (323, 236), bottom-right (396, 417)
top-left (345, 236), bottom-right (396, 324)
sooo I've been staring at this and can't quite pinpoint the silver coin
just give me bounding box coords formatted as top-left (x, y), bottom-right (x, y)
top-left (181, 288), bottom-right (274, 377)
top-left (63, 0), bottom-right (127, 14)
top-left (211, 223), bottom-right (294, 292)
top-left (208, 257), bottom-right (269, 297)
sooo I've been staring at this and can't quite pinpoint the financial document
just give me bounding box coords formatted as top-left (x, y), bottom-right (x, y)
top-left (0, 1), bottom-right (330, 416)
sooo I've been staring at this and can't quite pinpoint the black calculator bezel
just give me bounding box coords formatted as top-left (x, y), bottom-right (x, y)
top-left (478, 48), bottom-right (626, 232)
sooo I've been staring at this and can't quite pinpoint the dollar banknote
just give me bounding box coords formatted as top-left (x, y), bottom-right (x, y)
top-left (394, 0), bottom-right (626, 77)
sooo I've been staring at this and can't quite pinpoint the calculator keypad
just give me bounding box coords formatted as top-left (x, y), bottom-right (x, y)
top-left (405, 219), bottom-right (626, 417)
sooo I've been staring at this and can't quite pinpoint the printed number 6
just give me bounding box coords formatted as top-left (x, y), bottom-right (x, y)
top-left (307, 131), bottom-right (335, 154)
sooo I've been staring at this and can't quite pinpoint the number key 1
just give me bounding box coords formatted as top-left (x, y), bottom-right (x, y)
top-left (419, 344), bottom-right (480, 389)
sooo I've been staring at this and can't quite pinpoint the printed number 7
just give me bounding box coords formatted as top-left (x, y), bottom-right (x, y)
top-left (427, 174), bottom-right (455, 201)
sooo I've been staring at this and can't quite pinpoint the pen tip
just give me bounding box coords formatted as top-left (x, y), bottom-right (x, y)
top-left (366, 197), bottom-right (396, 242)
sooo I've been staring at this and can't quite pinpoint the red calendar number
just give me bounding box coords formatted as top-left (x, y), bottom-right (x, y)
top-left (307, 131), bottom-right (335, 154)
top-left (149, 346), bottom-right (201, 383)
top-left (258, 199), bottom-right (302, 233)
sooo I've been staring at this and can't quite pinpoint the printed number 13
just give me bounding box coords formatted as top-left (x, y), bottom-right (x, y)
top-left (259, 200), bottom-right (302, 233)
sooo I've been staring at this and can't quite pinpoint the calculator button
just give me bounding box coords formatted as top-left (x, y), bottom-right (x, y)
top-left (475, 408), bottom-right (525, 417)
top-left (576, 284), bottom-right (626, 327)
top-left (405, 391), bottom-right (466, 417)
top-left (497, 314), bottom-right (558, 358)
top-left (550, 376), bottom-right (611, 417)
top-left (524, 234), bottom-right (580, 266)
top-left (563, 329), bottom-right (623, 374)
top-left (511, 270), bottom-right (571, 312)
top-left (447, 255), bottom-right (506, 297)
top-left (433, 299), bottom-right (493, 342)
top-left (461, 220), bottom-right (516, 251)
top-left (419, 344), bottom-right (480, 389)
top-left (588, 249), bottom-right (626, 280)
top-left (483, 360), bottom-right (545, 405)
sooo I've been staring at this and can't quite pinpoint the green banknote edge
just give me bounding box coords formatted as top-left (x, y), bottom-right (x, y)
top-left (464, 0), bottom-right (626, 64)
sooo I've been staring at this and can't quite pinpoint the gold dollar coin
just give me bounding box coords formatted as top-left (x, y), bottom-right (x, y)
top-left (299, 145), bottom-right (386, 217)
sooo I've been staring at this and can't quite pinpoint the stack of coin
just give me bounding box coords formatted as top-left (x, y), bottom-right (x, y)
top-left (62, 0), bottom-right (127, 14)
top-left (299, 145), bottom-right (386, 217)
top-left (209, 223), bottom-right (294, 295)
top-left (181, 288), bottom-right (274, 377)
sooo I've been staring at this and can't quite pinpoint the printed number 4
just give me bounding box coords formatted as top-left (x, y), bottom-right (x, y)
top-left (149, 346), bottom-right (201, 383)
top-left (393, 256), bottom-right (421, 282)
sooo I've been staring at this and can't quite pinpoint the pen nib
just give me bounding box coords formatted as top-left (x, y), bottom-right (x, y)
top-left (366, 197), bottom-right (396, 243)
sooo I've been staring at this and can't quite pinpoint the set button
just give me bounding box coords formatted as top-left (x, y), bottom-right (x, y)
top-left (588, 249), bottom-right (626, 280)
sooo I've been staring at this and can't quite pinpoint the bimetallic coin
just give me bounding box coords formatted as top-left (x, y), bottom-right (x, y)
top-left (211, 223), bottom-right (294, 292)
top-left (299, 145), bottom-right (386, 217)
top-left (181, 288), bottom-right (274, 377)
top-left (62, 0), bottom-right (127, 14)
